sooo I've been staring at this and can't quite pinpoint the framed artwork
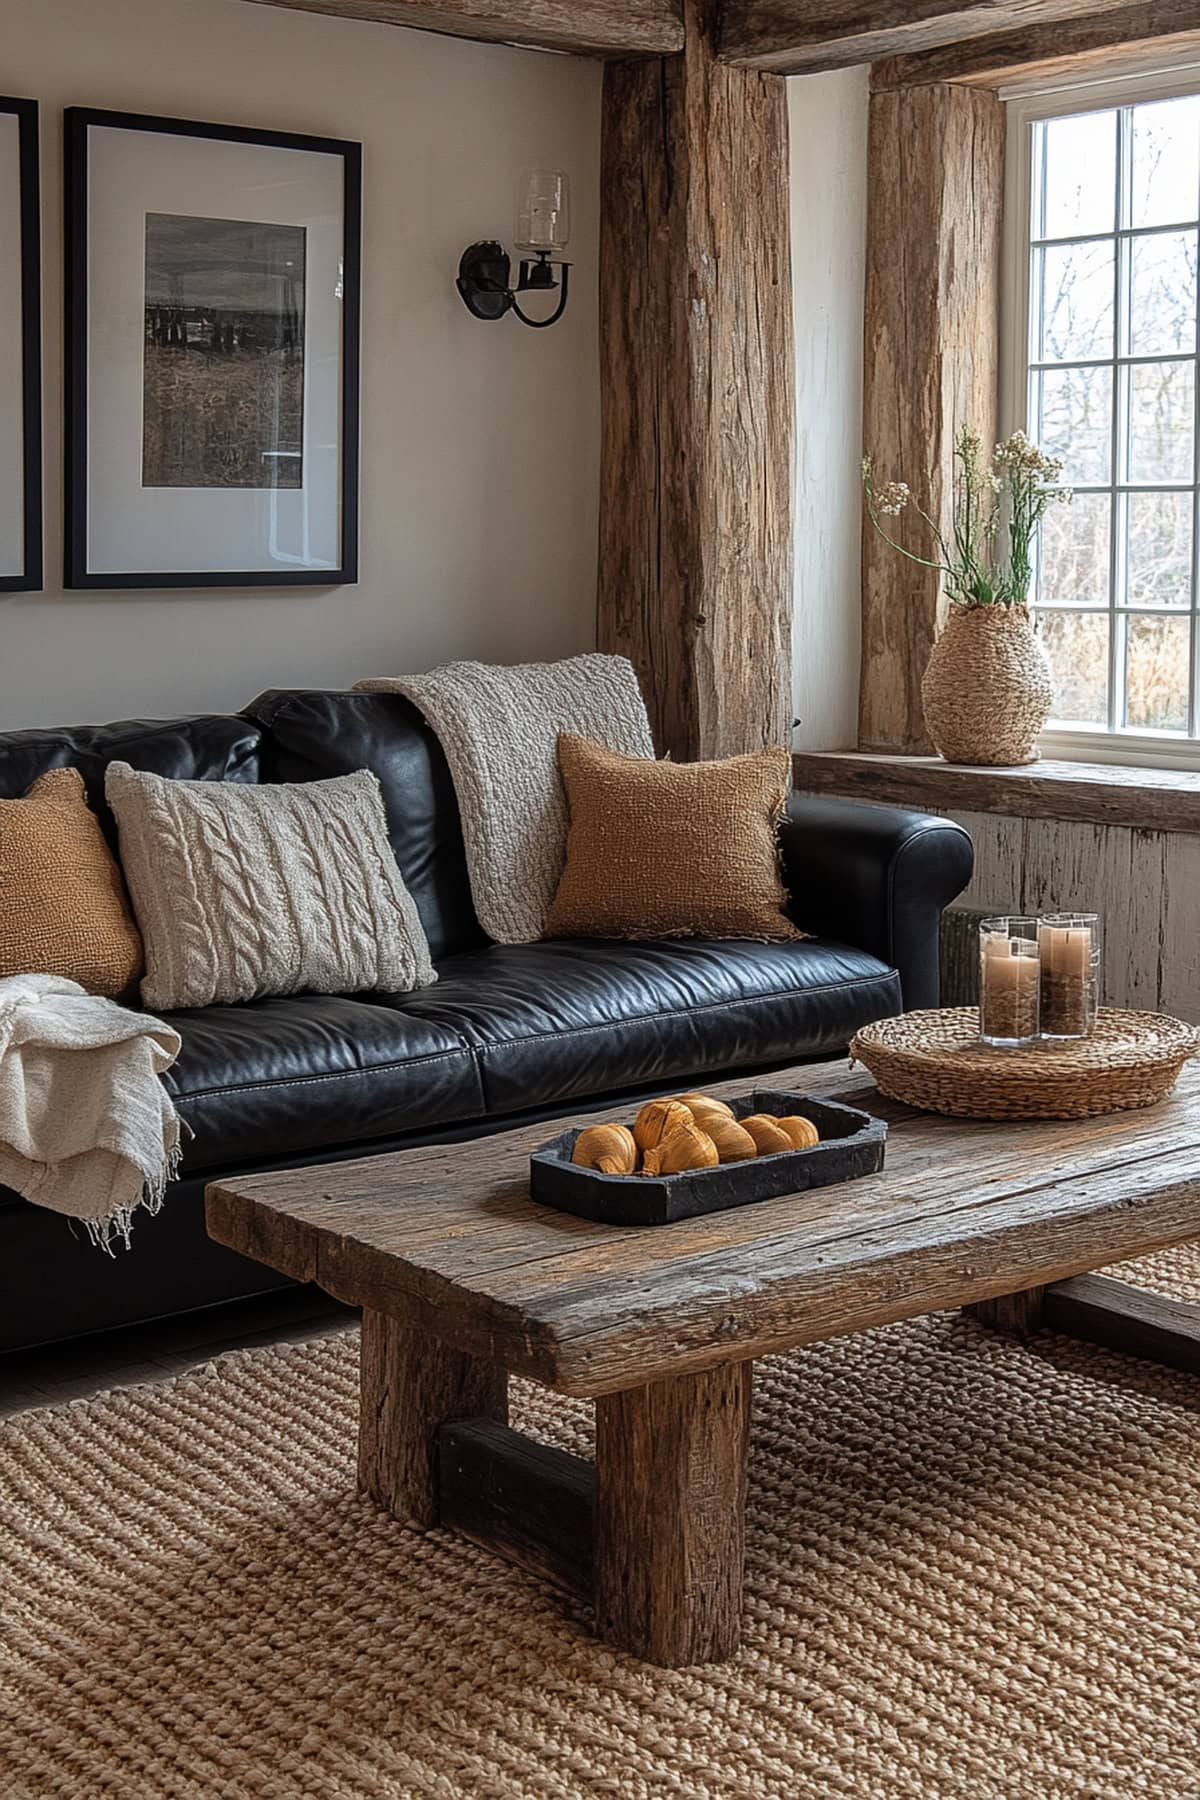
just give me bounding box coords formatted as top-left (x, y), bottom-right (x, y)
top-left (0, 96), bottom-right (42, 594)
top-left (64, 108), bottom-right (361, 589)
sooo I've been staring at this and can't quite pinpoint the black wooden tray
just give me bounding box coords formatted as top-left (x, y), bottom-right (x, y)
top-left (529, 1089), bottom-right (887, 1226)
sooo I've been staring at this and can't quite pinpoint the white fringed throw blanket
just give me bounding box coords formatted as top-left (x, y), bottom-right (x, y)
top-left (357, 654), bottom-right (655, 943)
top-left (0, 975), bottom-right (183, 1249)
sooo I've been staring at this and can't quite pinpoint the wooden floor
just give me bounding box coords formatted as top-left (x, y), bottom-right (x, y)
top-left (0, 1289), bottom-right (356, 1420)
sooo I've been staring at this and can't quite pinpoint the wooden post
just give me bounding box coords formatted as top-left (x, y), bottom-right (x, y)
top-left (859, 81), bottom-right (1005, 754)
top-left (597, 0), bottom-right (794, 762)
top-left (358, 1307), bottom-right (508, 1525)
top-left (966, 1287), bottom-right (1047, 1339)
top-left (594, 1359), bottom-right (753, 1665)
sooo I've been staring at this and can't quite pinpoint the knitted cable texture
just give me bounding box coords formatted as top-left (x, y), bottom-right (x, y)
top-left (106, 764), bottom-right (436, 1010)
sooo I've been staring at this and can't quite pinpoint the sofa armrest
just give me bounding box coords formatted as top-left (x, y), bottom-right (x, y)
top-left (780, 794), bottom-right (974, 1012)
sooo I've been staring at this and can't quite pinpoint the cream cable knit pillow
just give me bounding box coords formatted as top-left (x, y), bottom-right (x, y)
top-left (106, 764), bottom-right (436, 1011)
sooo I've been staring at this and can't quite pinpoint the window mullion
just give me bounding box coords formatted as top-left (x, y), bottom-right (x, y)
top-left (1107, 110), bottom-right (1127, 732)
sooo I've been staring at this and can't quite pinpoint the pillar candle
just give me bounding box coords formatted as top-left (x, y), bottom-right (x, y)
top-left (981, 936), bottom-right (1040, 1042)
top-left (1040, 923), bottom-right (1093, 1036)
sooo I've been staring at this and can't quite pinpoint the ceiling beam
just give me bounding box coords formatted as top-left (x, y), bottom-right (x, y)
top-left (718, 0), bottom-right (1157, 75)
top-left (872, 0), bottom-right (1200, 88)
top-left (241, 0), bottom-right (685, 58)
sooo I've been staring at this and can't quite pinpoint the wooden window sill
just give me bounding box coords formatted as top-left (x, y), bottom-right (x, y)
top-left (791, 751), bottom-right (1200, 834)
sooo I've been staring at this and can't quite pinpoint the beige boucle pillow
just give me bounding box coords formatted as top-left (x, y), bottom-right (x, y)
top-left (106, 764), bottom-right (436, 1011)
top-left (544, 735), bottom-right (804, 943)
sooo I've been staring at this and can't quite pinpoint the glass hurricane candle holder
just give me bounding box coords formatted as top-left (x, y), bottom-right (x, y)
top-left (1038, 913), bottom-right (1101, 1039)
top-left (979, 916), bottom-right (1041, 1048)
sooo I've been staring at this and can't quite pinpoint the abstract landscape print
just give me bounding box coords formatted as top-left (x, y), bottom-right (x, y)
top-left (142, 211), bottom-right (306, 491)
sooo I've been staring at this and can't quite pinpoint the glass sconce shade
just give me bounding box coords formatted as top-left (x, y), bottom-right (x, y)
top-left (516, 170), bottom-right (570, 256)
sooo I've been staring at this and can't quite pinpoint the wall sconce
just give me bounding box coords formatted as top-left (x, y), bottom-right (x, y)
top-left (457, 170), bottom-right (571, 329)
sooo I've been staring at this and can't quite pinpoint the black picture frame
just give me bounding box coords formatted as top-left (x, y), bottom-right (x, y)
top-left (64, 107), bottom-right (361, 590)
top-left (0, 96), bottom-right (43, 595)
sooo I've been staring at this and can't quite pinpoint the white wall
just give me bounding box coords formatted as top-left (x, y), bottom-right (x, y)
top-left (789, 67), bottom-right (868, 751)
top-left (0, 0), bottom-right (600, 729)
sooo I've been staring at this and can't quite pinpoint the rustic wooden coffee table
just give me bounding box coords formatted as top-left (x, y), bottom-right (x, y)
top-left (206, 1057), bottom-right (1200, 1668)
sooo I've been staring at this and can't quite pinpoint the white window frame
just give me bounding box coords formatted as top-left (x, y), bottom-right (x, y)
top-left (1003, 55), bottom-right (1200, 772)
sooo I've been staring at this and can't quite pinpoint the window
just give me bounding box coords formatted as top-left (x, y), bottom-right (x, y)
top-left (1007, 73), bottom-right (1200, 762)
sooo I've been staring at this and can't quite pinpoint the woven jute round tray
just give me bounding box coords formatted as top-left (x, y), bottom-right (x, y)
top-left (850, 1006), bottom-right (1199, 1121)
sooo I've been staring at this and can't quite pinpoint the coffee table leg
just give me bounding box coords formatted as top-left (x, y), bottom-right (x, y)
top-left (966, 1288), bottom-right (1046, 1338)
top-left (358, 1306), bottom-right (508, 1526)
top-left (594, 1360), bottom-right (752, 1667)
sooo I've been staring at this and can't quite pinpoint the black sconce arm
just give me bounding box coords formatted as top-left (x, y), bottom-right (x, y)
top-left (457, 241), bottom-right (571, 329)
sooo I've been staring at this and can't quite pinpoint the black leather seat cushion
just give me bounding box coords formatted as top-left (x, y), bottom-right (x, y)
top-left (163, 995), bottom-right (484, 1173)
top-left (390, 937), bottom-right (901, 1118)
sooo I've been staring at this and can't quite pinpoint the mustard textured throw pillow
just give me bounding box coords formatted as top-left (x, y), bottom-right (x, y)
top-left (0, 768), bottom-right (144, 997)
top-left (545, 735), bottom-right (804, 942)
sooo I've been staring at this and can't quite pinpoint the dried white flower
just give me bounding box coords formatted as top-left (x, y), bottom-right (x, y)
top-left (873, 480), bottom-right (910, 517)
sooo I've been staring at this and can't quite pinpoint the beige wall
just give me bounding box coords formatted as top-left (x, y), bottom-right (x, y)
top-left (789, 67), bottom-right (868, 753)
top-left (0, 0), bottom-right (600, 729)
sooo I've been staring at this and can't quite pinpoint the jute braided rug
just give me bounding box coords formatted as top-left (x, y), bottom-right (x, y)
top-left (3, 1249), bottom-right (1200, 1800)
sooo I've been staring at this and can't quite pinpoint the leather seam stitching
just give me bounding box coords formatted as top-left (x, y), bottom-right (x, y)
top-left (168, 969), bottom-right (901, 1104)
top-left (471, 971), bottom-right (902, 1057)
top-left (173, 1045), bottom-right (470, 1103)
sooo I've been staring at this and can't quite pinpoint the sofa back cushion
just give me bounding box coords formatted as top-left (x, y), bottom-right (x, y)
top-left (246, 689), bottom-right (484, 963)
top-left (0, 715), bottom-right (262, 852)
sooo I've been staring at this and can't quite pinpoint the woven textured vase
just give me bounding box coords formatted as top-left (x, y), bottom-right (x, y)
top-left (921, 604), bottom-right (1055, 766)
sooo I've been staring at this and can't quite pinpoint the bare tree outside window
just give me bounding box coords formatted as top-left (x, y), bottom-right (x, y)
top-left (1028, 94), bottom-right (1200, 737)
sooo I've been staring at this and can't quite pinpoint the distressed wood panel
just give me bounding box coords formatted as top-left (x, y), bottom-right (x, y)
top-left (1159, 833), bottom-right (1200, 1022)
top-left (242, 0), bottom-right (685, 55)
top-left (597, 0), bottom-right (794, 760)
top-left (930, 812), bottom-right (1200, 1022)
top-left (873, 2), bottom-right (1200, 89)
top-left (859, 85), bottom-right (1005, 753)
top-left (946, 809), bottom-right (1026, 912)
top-left (719, 0), bottom-right (1154, 73)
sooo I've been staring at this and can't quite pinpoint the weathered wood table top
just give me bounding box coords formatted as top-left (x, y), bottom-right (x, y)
top-left (206, 1057), bottom-right (1200, 1399)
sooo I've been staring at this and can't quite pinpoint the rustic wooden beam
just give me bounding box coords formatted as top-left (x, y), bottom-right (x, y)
top-left (241, 0), bottom-right (685, 57)
top-left (968, 1273), bottom-right (1200, 1375)
top-left (790, 750), bottom-right (1200, 834)
top-left (873, 1), bottom-right (1200, 88)
top-left (1044, 1274), bottom-right (1200, 1374)
top-left (437, 1418), bottom-right (594, 1595)
top-left (596, 0), bottom-right (794, 761)
top-left (859, 83), bottom-right (1004, 754)
top-left (719, 0), bottom-right (1157, 74)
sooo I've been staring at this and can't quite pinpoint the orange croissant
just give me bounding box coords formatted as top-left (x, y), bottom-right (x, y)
top-left (642, 1122), bottom-right (720, 1176)
top-left (776, 1115), bottom-right (820, 1150)
top-left (633, 1098), bottom-right (694, 1155)
top-left (704, 1118), bottom-right (759, 1164)
top-left (740, 1114), bottom-right (794, 1156)
top-left (572, 1123), bottom-right (639, 1175)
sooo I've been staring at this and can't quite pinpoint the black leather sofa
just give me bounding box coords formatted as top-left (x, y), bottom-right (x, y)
top-left (0, 689), bottom-right (973, 1354)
